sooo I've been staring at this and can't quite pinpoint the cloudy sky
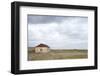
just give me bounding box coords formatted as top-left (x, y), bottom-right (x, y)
top-left (28, 15), bottom-right (88, 49)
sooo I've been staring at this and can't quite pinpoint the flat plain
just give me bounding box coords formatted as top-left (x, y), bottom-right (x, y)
top-left (28, 48), bottom-right (88, 61)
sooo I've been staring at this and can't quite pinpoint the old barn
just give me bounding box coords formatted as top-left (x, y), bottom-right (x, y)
top-left (34, 44), bottom-right (50, 53)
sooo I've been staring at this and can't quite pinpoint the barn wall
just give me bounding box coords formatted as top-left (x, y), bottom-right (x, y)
top-left (35, 47), bottom-right (49, 53)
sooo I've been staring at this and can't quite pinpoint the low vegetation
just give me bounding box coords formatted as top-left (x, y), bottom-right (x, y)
top-left (28, 48), bottom-right (88, 61)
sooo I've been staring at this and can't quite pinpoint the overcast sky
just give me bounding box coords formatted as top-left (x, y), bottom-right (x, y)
top-left (28, 15), bottom-right (88, 49)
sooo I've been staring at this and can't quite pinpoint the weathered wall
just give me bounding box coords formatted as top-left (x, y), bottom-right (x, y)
top-left (35, 47), bottom-right (49, 53)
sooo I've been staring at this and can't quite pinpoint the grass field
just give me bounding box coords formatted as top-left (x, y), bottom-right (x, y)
top-left (28, 48), bottom-right (88, 61)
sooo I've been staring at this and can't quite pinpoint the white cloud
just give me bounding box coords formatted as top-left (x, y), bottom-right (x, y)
top-left (28, 16), bottom-right (88, 49)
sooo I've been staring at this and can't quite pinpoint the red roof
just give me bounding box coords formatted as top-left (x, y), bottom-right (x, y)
top-left (35, 44), bottom-right (49, 48)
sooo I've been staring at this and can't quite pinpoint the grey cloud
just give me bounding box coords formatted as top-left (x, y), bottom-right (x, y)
top-left (28, 15), bottom-right (65, 24)
top-left (28, 15), bottom-right (87, 24)
top-left (28, 15), bottom-right (88, 49)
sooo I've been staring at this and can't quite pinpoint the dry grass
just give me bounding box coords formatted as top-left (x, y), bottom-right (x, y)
top-left (28, 48), bottom-right (88, 61)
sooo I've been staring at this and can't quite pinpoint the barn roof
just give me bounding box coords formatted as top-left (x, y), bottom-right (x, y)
top-left (35, 44), bottom-right (49, 48)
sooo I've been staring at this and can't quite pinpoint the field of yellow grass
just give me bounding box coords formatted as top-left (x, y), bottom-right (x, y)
top-left (28, 48), bottom-right (88, 61)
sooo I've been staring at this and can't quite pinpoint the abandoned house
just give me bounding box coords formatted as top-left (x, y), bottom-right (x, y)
top-left (34, 43), bottom-right (50, 53)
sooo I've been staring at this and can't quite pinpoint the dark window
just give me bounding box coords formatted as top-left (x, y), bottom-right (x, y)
top-left (40, 49), bottom-right (42, 51)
